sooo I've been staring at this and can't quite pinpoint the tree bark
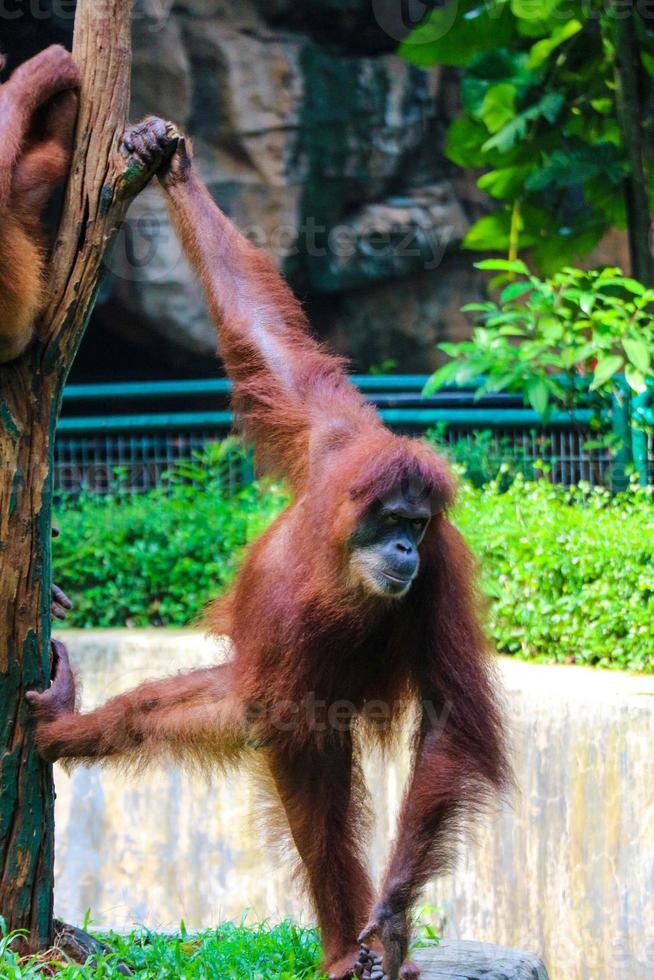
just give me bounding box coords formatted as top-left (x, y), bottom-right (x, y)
top-left (0, 0), bottom-right (169, 949)
top-left (612, 3), bottom-right (654, 286)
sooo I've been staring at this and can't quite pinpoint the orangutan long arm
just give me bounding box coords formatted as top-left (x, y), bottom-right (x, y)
top-left (28, 647), bottom-right (244, 767)
top-left (154, 134), bottom-right (378, 486)
top-left (378, 729), bottom-right (471, 909)
top-left (360, 521), bottom-right (509, 977)
top-left (359, 727), bottom-right (477, 979)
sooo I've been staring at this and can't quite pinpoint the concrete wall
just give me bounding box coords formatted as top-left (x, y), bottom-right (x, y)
top-left (52, 630), bottom-right (654, 979)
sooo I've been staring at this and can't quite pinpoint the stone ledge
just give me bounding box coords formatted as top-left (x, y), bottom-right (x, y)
top-left (415, 940), bottom-right (548, 979)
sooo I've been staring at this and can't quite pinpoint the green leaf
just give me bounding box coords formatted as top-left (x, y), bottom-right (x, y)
top-left (475, 258), bottom-right (530, 274)
top-left (478, 83), bottom-right (517, 132)
top-left (625, 364), bottom-right (647, 393)
top-left (589, 355), bottom-right (624, 390)
top-left (622, 337), bottom-right (651, 373)
top-left (482, 92), bottom-right (564, 153)
top-left (527, 19), bottom-right (582, 68)
top-left (423, 360), bottom-right (462, 394)
top-left (477, 164), bottom-right (533, 199)
top-left (398, 3), bottom-right (462, 66)
top-left (462, 48), bottom-right (536, 114)
top-left (445, 115), bottom-right (489, 167)
top-left (527, 377), bottom-right (550, 415)
top-left (642, 51), bottom-right (654, 76)
top-left (500, 281), bottom-right (534, 302)
top-left (590, 98), bottom-right (612, 114)
top-left (399, 2), bottom-right (515, 68)
top-left (465, 209), bottom-right (544, 250)
top-left (561, 346), bottom-right (581, 368)
top-left (461, 302), bottom-right (498, 312)
top-left (525, 141), bottom-right (625, 192)
top-left (465, 213), bottom-right (512, 251)
top-left (511, 0), bottom-right (559, 21)
top-left (579, 293), bottom-right (594, 315)
top-left (541, 320), bottom-right (564, 342)
top-left (604, 277), bottom-right (647, 295)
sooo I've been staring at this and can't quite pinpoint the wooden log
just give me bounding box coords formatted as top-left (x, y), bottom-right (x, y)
top-left (415, 940), bottom-right (549, 979)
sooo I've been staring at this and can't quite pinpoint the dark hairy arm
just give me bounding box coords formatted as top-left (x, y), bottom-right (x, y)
top-left (122, 119), bottom-right (379, 489)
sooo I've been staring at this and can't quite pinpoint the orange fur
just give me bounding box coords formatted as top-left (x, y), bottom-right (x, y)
top-left (32, 129), bottom-right (509, 980)
top-left (0, 45), bottom-right (79, 362)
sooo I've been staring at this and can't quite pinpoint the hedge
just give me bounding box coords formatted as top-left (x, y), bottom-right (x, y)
top-left (456, 477), bottom-right (654, 672)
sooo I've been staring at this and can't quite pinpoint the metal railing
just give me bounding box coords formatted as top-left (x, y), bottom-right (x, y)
top-left (54, 375), bottom-right (653, 496)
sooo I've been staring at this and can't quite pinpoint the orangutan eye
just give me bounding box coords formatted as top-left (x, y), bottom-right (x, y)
top-left (412, 518), bottom-right (427, 531)
top-left (384, 512), bottom-right (400, 525)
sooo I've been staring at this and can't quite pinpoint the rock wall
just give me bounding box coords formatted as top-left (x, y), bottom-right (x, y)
top-left (53, 631), bottom-right (654, 980)
top-left (104, 0), bottom-right (481, 371)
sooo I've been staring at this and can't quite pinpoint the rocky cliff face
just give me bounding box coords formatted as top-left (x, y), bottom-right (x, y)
top-left (103, 0), bottom-right (482, 372)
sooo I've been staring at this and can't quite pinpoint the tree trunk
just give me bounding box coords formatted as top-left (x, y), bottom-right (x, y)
top-left (612, 3), bottom-right (654, 285)
top-left (0, 0), bottom-right (172, 949)
top-left (0, 357), bottom-right (58, 948)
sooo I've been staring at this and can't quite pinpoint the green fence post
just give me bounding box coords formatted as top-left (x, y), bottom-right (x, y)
top-left (241, 448), bottom-right (255, 485)
top-left (611, 380), bottom-right (633, 491)
top-left (631, 387), bottom-right (652, 487)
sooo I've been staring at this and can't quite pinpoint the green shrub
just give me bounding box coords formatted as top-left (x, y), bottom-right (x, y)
top-left (55, 458), bottom-right (654, 671)
top-left (54, 465), bottom-right (288, 628)
top-left (455, 477), bottom-right (654, 672)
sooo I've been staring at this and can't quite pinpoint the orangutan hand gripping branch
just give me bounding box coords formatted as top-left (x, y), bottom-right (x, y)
top-left (28, 118), bottom-right (509, 980)
top-left (0, 45), bottom-right (79, 362)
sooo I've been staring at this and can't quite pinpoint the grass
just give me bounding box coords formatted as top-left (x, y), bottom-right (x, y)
top-left (0, 910), bottom-right (441, 978)
top-left (0, 920), bottom-right (325, 979)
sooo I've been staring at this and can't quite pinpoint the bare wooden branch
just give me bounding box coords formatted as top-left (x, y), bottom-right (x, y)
top-left (43, 0), bottom-right (167, 366)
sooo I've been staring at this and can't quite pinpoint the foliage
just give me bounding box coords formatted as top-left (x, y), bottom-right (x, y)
top-left (0, 918), bottom-right (324, 979)
top-left (400, 0), bottom-right (654, 272)
top-left (426, 263), bottom-right (654, 424)
top-left (0, 910), bottom-right (440, 977)
top-left (428, 427), bottom-right (538, 488)
top-left (411, 904), bottom-right (443, 951)
top-left (54, 449), bottom-right (654, 672)
top-left (54, 445), bottom-right (289, 628)
top-left (454, 475), bottom-right (654, 672)
top-left (369, 358), bottom-right (398, 375)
